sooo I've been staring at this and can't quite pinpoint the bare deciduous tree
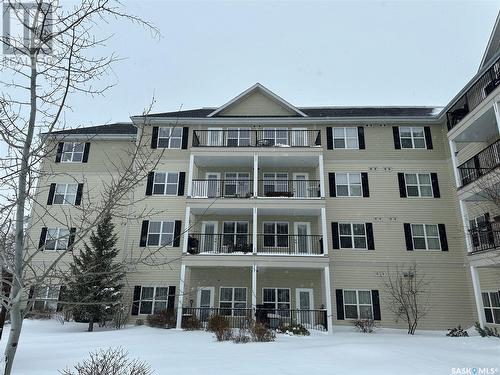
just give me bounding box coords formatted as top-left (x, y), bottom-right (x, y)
top-left (380, 264), bottom-right (431, 335)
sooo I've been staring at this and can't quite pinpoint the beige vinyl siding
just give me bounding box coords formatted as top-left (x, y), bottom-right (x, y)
top-left (218, 91), bottom-right (298, 117)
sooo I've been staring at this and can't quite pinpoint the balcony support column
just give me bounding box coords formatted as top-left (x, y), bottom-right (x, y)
top-left (182, 206), bottom-right (190, 254)
top-left (493, 101), bottom-right (500, 135)
top-left (187, 154), bottom-right (194, 197)
top-left (470, 265), bottom-right (486, 328)
top-left (251, 265), bottom-right (257, 317)
top-left (448, 139), bottom-right (461, 188)
top-left (253, 154), bottom-right (258, 197)
top-left (176, 264), bottom-right (186, 329)
top-left (459, 200), bottom-right (472, 251)
top-left (252, 207), bottom-right (258, 254)
top-left (319, 155), bottom-right (325, 198)
top-left (321, 207), bottom-right (328, 255)
top-left (323, 265), bottom-right (333, 334)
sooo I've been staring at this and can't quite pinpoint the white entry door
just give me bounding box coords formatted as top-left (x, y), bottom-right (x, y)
top-left (292, 128), bottom-right (308, 146)
top-left (294, 222), bottom-right (311, 254)
top-left (293, 173), bottom-right (309, 198)
top-left (197, 287), bottom-right (215, 322)
top-left (205, 172), bottom-right (220, 198)
top-left (207, 128), bottom-right (223, 146)
top-left (201, 221), bottom-right (218, 253)
top-left (296, 288), bottom-right (314, 326)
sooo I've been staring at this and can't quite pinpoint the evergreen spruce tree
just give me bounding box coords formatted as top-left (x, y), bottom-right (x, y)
top-left (65, 213), bottom-right (124, 331)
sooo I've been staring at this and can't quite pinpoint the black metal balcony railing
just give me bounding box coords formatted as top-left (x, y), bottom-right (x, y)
top-left (187, 234), bottom-right (323, 255)
top-left (181, 307), bottom-right (327, 331)
top-left (469, 222), bottom-right (500, 253)
top-left (258, 179), bottom-right (321, 198)
top-left (191, 179), bottom-right (253, 198)
top-left (192, 129), bottom-right (321, 148)
top-left (457, 139), bottom-right (500, 186)
top-left (447, 55), bottom-right (500, 130)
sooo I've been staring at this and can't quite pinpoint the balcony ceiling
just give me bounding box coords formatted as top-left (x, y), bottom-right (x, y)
top-left (259, 155), bottom-right (319, 168)
top-left (194, 155), bottom-right (253, 168)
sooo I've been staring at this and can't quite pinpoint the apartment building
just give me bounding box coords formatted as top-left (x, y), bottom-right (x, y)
top-left (29, 20), bottom-right (500, 334)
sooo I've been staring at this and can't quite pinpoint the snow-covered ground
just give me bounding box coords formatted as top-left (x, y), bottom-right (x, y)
top-left (0, 319), bottom-right (499, 374)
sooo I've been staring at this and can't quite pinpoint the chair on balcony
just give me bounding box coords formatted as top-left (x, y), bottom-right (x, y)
top-left (187, 236), bottom-right (199, 254)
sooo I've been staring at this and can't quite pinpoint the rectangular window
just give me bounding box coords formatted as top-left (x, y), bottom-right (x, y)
top-left (336, 173), bottom-right (362, 197)
top-left (139, 286), bottom-right (169, 315)
top-left (61, 142), bottom-right (84, 162)
top-left (339, 223), bottom-right (367, 249)
top-left (152, 172), bottom-right (179, 195)
top-left (333, 127), bottom-right (358, 149)
top-left (53, 183), bottom-right (78, 205)
top-left (263, 288), bottom-right (291, 317)
top-left (482, 291), bottom-right (500, 324)
top-left (147, 221), bottom-right (175, 246)
top-left (263, 128), bottom-right (289, 146)
top-left (399, 127), bottom-right (426, 149)
top-left (411, 224), bottom-right (441, 250)
top-left (220, 287), bottom-right (247, 316)
top-left (45, 228), bottom-right (70, 250)
top-left (404, 173), bottom-right (432, 197)
top-left (343, 290), bottom-right (373, 319)
top-left (157, 127), bottom-right (183, 149)
top-left (263, 173), bottom-right (289, 195)
top-left (227, 128), bottom-right (251, 147)
top-left (224, 172), bottom-right (251, 197)
top-left (222, 221), bottom-right (249, 247)
top-left (263, 222), bottom-right (289, 248)
top-left (33, 286), bottom-right (60, 311)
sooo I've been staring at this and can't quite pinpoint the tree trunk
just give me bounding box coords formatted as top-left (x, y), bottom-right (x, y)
top-left (88, 317), bottom-right (94, 332)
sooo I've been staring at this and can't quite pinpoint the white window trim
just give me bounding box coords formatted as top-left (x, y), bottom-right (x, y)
top-left (222, 221), bottom-right (249, 245)
top-left (332, 127), bottom-right (359, 150)
top-left (335, 172), bottom-right (362, 197)
top-left (262, 221), bottom-right (289, 248)
top-left (226, 128), bottom-right (251, 146)
top-left (53, 183), bottom-right (78, 205)
top-left (61, 142), bottom-right (84, 163)
top-left (138, 286), bottom-right (170, 315)
top-left (45, 228), bottom-right (70, 251)
top-left (399, 126), bottom-right (426, 149)
top-left (219, 286), bottom-right (247, 316)
top-left (338, 223), bottom-right (367, 250)
top-left (34, 285), bottom-right (60, 311)
top-left (404, 173), bottom-right (433, 198)
top-left (410, 223), bottom-right (441, 251)
top-left (263, 128), bottom-right (289, 146)
top-left (157, 127), bottom-right (183, 149)
top-left (224, 172), bottom-right (251, 197)
top-left (147, 221), bottom-right (176, 247)
top-left (343, 289), bottom-right (374, 320)
top-left (262, 287), bottom-right (291, 310)
top-left (482, 290), bottom-right (500, 325)
top-left (152, 172), bottom-right (179, 196)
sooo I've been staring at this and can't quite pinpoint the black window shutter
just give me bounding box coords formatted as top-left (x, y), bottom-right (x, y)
top-left (82, 142), bottom-right (91, 163)
top-left (75, 183), bottom-right (84, 205)
top-left (326, 127), bottom-right (333, 150)
top-left (393, 127), bottom-right (401, 149)
top-left (146, 172), bottom-right (154, 196)
top-left (371, 290), bottom-right (381, 321)
top-left (484, 213), bottom-right (495, 245)
top-left (56, 286), bottom-right (66, 312)
top-left (331, 222), bottom-right (339, 249)
top-left (177, 172), bottom-right (186, 196)
top-left (131, 286), bottom-right (141, 316)
top-left (438, 224), bottom-right (448, 251)
top-left (47, 183), bottom-right (56, 205)
top-left (424, 127), bottom-right (433, 150)
top-left (361, 173), bottom-right (370, 197)
top-left (357, 127), bottom-right (365, 149)
top-left (38, 227), bottom-right (47, 250)
top-left (55, 142), bottom-right (64, 163)
top-left (182, 127), bottom-right (189, 149)
top-left (328, 173), bottom-right (336, 197)
top-left (398, 173), bottom-right (407, 198)
top-left (404, 223), bottom-right (413, 250)
top-left (431, 173), bottom-right (440, 198)
top-left (167, 286), bottom-right (176, 310)
top-left (315, 131), bottom-right (321, 146)
top-left (335, 289), bottom-right (344, 320)
top-left (173, 220), bottom-right (182, 247)
top-left (366, 223), bottom-right (375, 250)
top-left (139, 221), bottom-right (149, 247)
top-left (68, 228), bottom-right (76, 249)
top-left (151, 127), bottom-right (159, 149)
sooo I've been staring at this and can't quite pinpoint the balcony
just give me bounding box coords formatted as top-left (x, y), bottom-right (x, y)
top-left (258, 179), bottom-right (320, 198)
top-left (469, 221), bottom-right (500, 253)
top-left (191, 179), bottom-right (253, 198)
top-left (447, 55), bottom-right (500, 131)
top-left (192, 129), bottom-right (321, 148)
top-left (186, 234), bottom-right (323, 255)
top-left (457, 138), bottom-right (500, 187)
